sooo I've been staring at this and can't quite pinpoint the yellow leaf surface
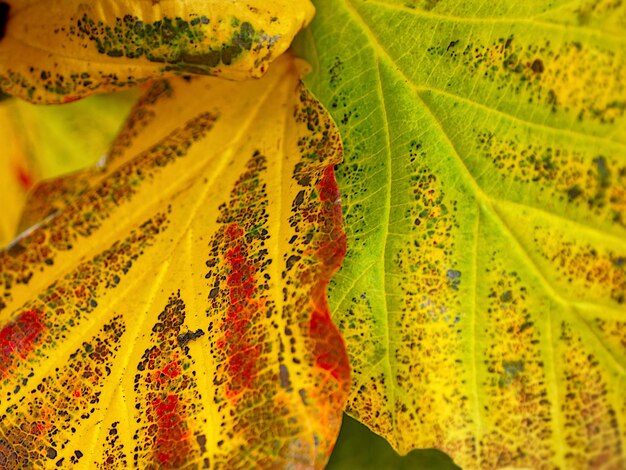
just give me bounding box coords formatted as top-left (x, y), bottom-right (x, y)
top-left (0, 0), bottom-right (314, 103)
top-left (0, 54), bottom-right (349, 468)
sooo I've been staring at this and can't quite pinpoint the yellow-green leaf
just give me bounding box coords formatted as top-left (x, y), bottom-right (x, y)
top-left (0, 90), bottom-right (136, 245)
top-left (0, 0), bottom-right (314, 103)
top-left (0, 54), bottom-right (349, 468)
top-left (297, 0), bottom-right (626, 468)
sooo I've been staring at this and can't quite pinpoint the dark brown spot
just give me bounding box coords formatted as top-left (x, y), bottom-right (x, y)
top-left (286, 255), bottom-right (301, 271)
top-left (531, 59), bottom-right (544, 74)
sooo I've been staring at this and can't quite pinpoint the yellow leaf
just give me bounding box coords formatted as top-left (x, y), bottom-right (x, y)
top-left (0, 0), bottom-right (314, 103)
top-left (0, 54), bottom-right (349, 468)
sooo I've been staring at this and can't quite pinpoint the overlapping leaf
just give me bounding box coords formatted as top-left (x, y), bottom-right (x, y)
top-left (297, 0), bottom-right (626, 468)
top-left (0, 55), bottom-right (349, 468)
top-left (0, 90), bottom-right (136, 245)
top-left (0, 0), bottom-right (314, 103)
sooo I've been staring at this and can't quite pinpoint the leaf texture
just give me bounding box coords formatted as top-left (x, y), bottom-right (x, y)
top-left (297, 0), bottom-right (626, 468)
top-left (0, 54), bottom-right (349, 468)
top-left (0, 0), bottom-right (314, 103)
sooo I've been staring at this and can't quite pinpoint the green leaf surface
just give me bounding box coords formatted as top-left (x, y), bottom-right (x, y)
top-left (296, 0), bottom-right (626, 468)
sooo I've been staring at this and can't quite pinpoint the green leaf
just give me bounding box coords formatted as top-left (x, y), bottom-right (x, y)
top-left (0, 55), bottom-right (349, 468)
top-left (0, 0), bottom-right (314, 103)
top-left (296, 0), bottom-right (626, 468)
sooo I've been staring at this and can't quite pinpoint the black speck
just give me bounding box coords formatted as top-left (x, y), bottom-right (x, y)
top-left (594, 156), bottom-right (611, 188)
top-left (197, 434), bottom-right (207, 453)
top-left (567, 185), bottom-right (583, 201)
top-left (177, 329), bottom-right (205, 350)
top-left (286, 255), bottom-right (301, 271)
top-left (293, 190), bottom-right (305, 208)
top-left (530, 59), bottom-right (544, 74)
top-left (446, 270), bottom-right (461, 280)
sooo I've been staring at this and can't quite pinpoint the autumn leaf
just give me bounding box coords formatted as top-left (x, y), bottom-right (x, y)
top-left (0, 90), bottom-right (136, 245)
top-left (297, 0), bottom-right (626, 468)
top-left (0, 54), bottom-right (349, 468)
top-left (0, 0), bottom-right (314, 103)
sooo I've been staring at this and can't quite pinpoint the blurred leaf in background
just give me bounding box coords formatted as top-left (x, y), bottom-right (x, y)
top-left (0, 90), bottom-right (137, 245)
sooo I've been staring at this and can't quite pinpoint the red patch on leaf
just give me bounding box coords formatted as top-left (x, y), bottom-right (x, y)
top-left (153, 360), bottom-right (182, 386)
top-left (310, 307), bottom-right (346, 381)
top-left (14, 164), bottom-right (34, 190)
top-left (0, 309), bottom-right (45, 376)
top-left (219, 223), bottom-right (262, 398)
top-left (310, 166), bottom-right (350, 383)
top-left (318, 166), bottom-right (341, 203)
top-left (151, 394), bottom-right (191, 468)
